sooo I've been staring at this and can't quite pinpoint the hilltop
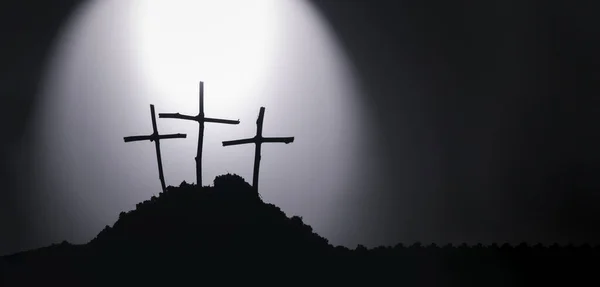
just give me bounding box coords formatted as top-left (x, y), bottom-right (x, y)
top-left (2, 174), bottom-right (599, 286)
top-left (89, 173), bottom-right (334, 257)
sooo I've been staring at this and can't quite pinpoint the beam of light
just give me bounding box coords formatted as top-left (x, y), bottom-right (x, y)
top-left (28, 0), bottom-right (372, 250)
top-left (132, 0), bottom-right (277, 108)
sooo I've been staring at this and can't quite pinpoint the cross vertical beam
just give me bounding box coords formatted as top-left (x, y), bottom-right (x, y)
top-left (222, 107), bottom-right (294, 190)
top-left (124, 104), bottom-right (187, 193)
top-left (197, 82), bottom-right (205, 189)
top-left (159, 81), bottom-right (240, 188)
top-left (253, 108), bottom-right (265, 189)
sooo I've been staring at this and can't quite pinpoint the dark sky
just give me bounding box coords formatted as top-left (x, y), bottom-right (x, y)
top-left (2, 0), bottom-right (600, 255)
top-left (1, 0), bottom-right (86, 255)
top-left (310, 0), bottom-right (600, 243)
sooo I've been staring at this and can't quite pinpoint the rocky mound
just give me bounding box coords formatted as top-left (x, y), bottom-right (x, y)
top-left (89, 173), bottom-right (333, 257)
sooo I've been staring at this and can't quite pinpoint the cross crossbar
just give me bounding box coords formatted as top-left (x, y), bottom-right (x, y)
top-left (204, 117), bottom-right (240, 125)
top-left (159, 113), bottom-right (197, 121)
top-left (159, 133), bottom-right (187, 140)
top-left (124, 133), bottom-right (186, 142)
top-left (261, 137), bottom-right (295, 144)
top-left (124, 135), bottom-right (153, 142)
top-left (222, 137), bottom-right (255, 147)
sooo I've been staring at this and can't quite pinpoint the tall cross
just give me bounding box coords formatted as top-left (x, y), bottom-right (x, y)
top-left (222, 107), bottom-right (294, 190)
top-left (159, 81), bottom-right (240, 187)
top-left (124, 104), bottom-right (187, 193)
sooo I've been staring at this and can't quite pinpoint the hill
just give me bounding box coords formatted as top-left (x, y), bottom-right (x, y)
top-left (2, 174), bottom-right (599, 286)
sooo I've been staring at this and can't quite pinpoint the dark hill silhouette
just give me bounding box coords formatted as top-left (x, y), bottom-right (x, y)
top-left (2, 174), bottom-right (599, 286)
top-left (89, 173), bottom-right (332, 258)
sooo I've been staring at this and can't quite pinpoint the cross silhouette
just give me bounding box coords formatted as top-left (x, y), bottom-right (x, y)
top-left (124, 104), bottom-right (187, 193)
top-left (159, 81), bottom-right (239, 187)
top-left (222, 107), bottom-right (294, 190)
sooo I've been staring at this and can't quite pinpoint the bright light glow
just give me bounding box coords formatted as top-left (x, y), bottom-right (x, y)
top-left (32, 0), bottom-right (370, 250)
top-left (133, 0), bottom-right (277, 110)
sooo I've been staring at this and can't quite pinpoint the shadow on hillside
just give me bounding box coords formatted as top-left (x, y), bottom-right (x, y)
top-left (1, 174), bottom-right (599, 286)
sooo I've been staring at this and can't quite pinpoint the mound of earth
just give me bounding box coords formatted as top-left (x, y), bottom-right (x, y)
top-left (2, 174), bottom-right (598, 286)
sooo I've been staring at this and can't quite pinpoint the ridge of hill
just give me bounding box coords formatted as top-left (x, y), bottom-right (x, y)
top-left (2, 174), bottom-right (599, 286)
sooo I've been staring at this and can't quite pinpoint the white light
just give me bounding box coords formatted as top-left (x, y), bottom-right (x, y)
top-left (132, 0), bottom-right (277, 106)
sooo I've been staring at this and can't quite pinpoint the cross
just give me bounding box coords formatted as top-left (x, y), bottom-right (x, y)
top-left (222, 107), bottom-right (294, 190)
top-left (159, 81), bottom-right (240, 188)
top-left (124, 104), bottom-right (187, 193)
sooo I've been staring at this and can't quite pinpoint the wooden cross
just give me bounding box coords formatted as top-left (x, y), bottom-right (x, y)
top-left (159, 82), bottom-right (240, 188)
top-left (222, 107), bottom-right (294, 190)
top-left (124, 104), bottom-right (187, 193)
